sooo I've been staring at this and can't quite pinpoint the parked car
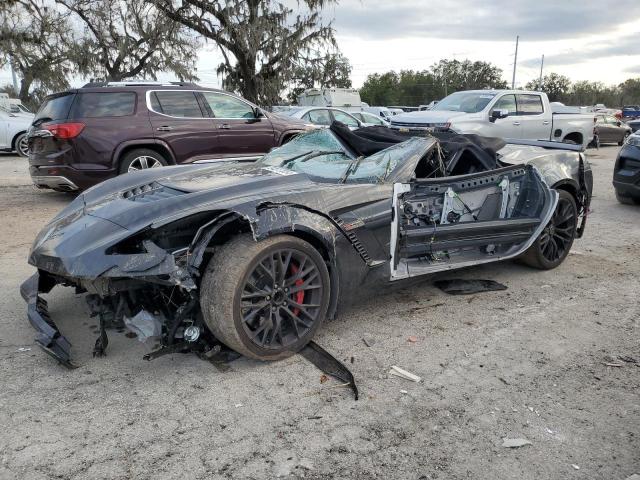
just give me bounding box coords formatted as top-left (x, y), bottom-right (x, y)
top-left (27, 82), bottom-right (310, 192)
top-left (390, 90), bottom-right (595, 147)
top-left (21, 122), bottom-right (592, 366)
top-left (351, 111), bottom-right (390, 126)
top-left (621, 105), bottom-right (640, 120)
top-left (627, 119), bottom-right (640, 133)
top-left (0, 107), bottom-right (33, 157)
top-left (281, 106), bottom-right (362, 129)
top-left (364, 106), bottom-right (394, 121)
top-left (613, 132), bottom-right (640, 205)
top-left (593, 114), bottom-right (632, 146)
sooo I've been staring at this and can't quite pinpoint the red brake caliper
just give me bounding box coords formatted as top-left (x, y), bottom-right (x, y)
top-left (289, 263), bottom-right (305, 315)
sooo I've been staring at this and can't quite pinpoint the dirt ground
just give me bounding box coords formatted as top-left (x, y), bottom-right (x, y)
top-left (0, 146), bottom-right (638, 480)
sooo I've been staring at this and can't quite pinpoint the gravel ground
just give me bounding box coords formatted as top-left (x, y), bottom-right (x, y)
top-left (0, 147), bottom-right (638, 480)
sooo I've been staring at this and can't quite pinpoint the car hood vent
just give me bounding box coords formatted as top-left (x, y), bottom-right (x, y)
top-left (122, 182), bottom-right (186, 202)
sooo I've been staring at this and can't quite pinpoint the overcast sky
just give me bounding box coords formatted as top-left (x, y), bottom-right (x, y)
top-left (2, 0), bottom-right (639, 91)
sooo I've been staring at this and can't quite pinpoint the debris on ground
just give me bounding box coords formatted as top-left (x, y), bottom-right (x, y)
top-left (123, 310), bottom-right (163, 342)
top-left (320, 374), bottom-right (329, 384)
top-left (389, 365), bottom-right (421, 382)
top-left (434, 279), bottom-right (508, 295)
top-left (571, 464), bottom-right (580, 470)
top-left (618, 355), bottom-right (637, 364)
top-left (300, 341), bottom-right (359, 400)
top-left (407, 336), bottom-right (418, 343)
top-left (362, 337), bottom-right (375, 347)
top-left (16, 347), bottom-right (31, 352)
top-left (400, 389), bottom-right (408, 394)
top-left (624, 474), bottom-right (640, 480)
top-left (501, 438), bottom-right (532, 448)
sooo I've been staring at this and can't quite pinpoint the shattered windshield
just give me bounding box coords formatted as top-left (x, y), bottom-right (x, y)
top-left (432, 91), bottom-right (496, 113)
top-left (259, 129), bottom-right (426, 183)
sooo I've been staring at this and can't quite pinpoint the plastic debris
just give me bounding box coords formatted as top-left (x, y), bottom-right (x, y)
top-left (571, 464), bottom-right (580, 470)
top-left (407, 336), bottom-right (418, 343)
top-left (400, 390), bottom-right (408, 394)
top-left (234, 403), bottom-right (243, 408)
top-left (502, 438), bottom-right (532, 448)
top-left (300, 341), bottom-right (359, 400)
top-left (16, 347), bottom-right (31, 352)
top-left (320, 374), bottom-right (329, 384)
top-left (363, 337), bottom-right (375, 347)
top-left (434, 279), bottom-right (507, 295)
top-left (124, 310), bottom-right (163, 342)
top-left (389, 365), bottom-right (421, 382)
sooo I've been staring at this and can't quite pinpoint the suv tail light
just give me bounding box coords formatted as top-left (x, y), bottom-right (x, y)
top-left (45, 123), bottom-right (85, 139)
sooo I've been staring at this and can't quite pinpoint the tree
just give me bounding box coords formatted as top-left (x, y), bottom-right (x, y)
top-left (525, 73), bottom-right (571, 102)
top-left (431, 59), bottom-right (508, 95)
top-left (0, 0), bottom-right (78, 108)
top-left (287, 52), bottom-right (352, 103)
top-left (619, 78), bottom-right (640, 106)
top-left (151, 0), bottom-right (338, 105)
top-left (359, 71), bottom-right (400, 106)
top-left (56, 0), bottom-right (200, 82)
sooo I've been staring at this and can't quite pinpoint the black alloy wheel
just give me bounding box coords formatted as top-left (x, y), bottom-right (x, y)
top-left (520, 190), bottom-right (578, 270)
top-left (201, 235), bottom-right (330, 360)
top-left (239, 249), bottom-right (324, 350)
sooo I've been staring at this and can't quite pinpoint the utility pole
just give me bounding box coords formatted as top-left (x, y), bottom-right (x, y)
top-left (511, 35), bottom-right (519, 89)
top-left (538, 54), bottom-right (544, 90)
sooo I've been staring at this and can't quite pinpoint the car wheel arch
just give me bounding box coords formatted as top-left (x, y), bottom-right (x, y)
top-left (11, 130), bottom-right (27, 149)
top-left (562, 132), bottom-right (583, 145)
top-left (114, 141), bottom-right (176, 169)
top-left (190, 209), bottom-right (341, 320)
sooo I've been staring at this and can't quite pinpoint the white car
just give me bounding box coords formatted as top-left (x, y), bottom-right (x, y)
top-left (351, 111), bottom-right (390, 127)
top-left (280, 106), bottom-right (363, 130)
top-left (0, 108), bottom-right (33, 157)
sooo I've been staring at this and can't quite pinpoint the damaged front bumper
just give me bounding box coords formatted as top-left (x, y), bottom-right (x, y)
top-left (20, 272), bottom-right (75, 368)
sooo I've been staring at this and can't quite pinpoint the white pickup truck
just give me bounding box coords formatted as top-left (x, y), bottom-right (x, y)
top-left (390, 90), bottom-right (595, 147)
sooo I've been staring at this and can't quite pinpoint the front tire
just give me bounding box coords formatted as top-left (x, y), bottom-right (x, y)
top-left (119, 148), bottom-right (167, 174)
top-left (200, 235), bottom-right (331, 360)
top-left (520, 190), bottom-right (578, 270)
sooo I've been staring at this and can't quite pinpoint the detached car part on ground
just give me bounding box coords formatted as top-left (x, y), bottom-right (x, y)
top-left (21, 123), bottom-right (592, 366)
top-left (613, 132), bottom-right (640, 205)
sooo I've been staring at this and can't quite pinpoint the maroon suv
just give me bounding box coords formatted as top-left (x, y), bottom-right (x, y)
top-left (27, 82), bottom-right (310, 192)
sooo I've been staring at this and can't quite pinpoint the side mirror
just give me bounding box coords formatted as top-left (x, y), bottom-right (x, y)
top-left (490, 109), bottom-right (509, 123)
top-left (254, 107), bottom-right (265, 119)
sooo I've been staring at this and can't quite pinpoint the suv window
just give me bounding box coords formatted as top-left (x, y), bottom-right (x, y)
top-left (304, 109), bottom-right (332, 126)
top-left (492, 94), bottom-right (517, 115)
top-left (70, 92), bottom-right (136, 118)
top-left (201, 92), bottom-right (254, 118)
top-left (34, 93), bottom-right (76, 123)
top-left (516, 94), bottom-right (544, 115)
top-left (150, 91), bottom-right (204, 118)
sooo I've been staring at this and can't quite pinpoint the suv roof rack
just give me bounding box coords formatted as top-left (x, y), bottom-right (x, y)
top-left (80, 81), bottom-right (201, 88)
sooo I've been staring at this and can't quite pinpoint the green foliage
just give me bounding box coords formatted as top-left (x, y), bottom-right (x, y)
top-left (526, 73), bottom-right (640, 106)
top-left (57, 0), bottom-right (200, 82)
top-left (359, 59), bottom-right (508, 106)
top-left (153, 0), bottom-right (340, 105)
top-left (287, 52), bottom-right (352, 104)
top-left (0, 0), bottom-right (77, 108)
top-left (525, 73), bottom-right (571, 102)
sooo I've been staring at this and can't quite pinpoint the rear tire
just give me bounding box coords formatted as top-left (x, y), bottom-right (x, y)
top-left (520, 190), bottom-right (578, 270)
top-left (615, 190), bottom-right (640, 205)
top-left (15, 133), bottom-right (29, 157)
top-left (200, 234), bottom-right (331, 360)
top-left (119, 148), bottom-right (167, 174)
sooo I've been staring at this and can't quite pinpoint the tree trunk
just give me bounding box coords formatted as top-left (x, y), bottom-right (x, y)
top-left (18, 74), bottom-right (33, 108)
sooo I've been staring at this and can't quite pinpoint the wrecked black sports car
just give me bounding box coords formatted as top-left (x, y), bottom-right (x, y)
top-left (22, 123), bottom-right (592, 366)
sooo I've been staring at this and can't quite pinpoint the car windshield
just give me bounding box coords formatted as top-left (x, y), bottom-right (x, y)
top-left (258, 129), bottom-right (423, 183)
top-left (432, 91), bottom-right (496, 113)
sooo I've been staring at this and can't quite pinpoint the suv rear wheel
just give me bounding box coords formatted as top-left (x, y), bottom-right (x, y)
top-left (119, 148), bottom-right (168, 174)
